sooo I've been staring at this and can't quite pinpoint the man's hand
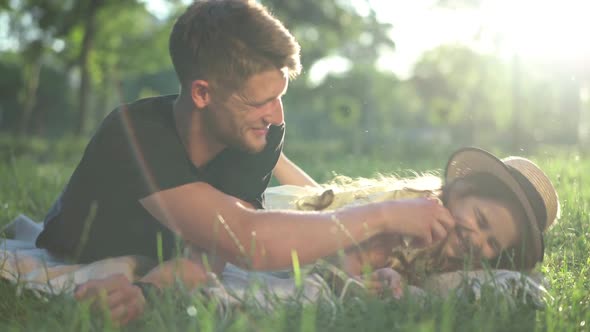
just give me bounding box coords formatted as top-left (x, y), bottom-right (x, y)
top-left (74, 274), bottom-right (147, 326)
top-left (383, 197), bottom-right (455, 245)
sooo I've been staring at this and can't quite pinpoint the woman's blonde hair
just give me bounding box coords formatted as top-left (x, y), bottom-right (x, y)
top-left (295, 173), bottom-right (443, 211)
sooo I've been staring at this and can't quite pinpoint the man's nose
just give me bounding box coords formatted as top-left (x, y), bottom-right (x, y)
top-left (263, 98), bottom-right (284, 126)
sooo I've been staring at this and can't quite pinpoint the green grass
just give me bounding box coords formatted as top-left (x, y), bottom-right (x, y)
top-left (0, 146), bottom-right (589, 331)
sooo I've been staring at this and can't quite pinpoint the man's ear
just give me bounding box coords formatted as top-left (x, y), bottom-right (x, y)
top-left (190, 80), bottom-right (211, 109)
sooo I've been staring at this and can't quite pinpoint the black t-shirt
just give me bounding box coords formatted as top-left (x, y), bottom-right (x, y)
top-left (36, 95), bottom-right (284, 263)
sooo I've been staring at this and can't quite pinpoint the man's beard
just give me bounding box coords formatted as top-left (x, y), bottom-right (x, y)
top-left (202, 109), bottom-right (266, 154)
top-left (229, 130), bottom-right (266, 154)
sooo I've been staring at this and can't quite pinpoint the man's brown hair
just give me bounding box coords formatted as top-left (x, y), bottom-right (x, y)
top-left (169, 0), bottom-right (301, 95)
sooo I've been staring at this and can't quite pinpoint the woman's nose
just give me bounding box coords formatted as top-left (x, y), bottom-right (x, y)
top-left (467, 231), bottom-right (483, 252)
top-left (458, 221), bottom-right (483, 253)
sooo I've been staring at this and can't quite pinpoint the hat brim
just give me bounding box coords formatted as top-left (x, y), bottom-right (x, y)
top-left (444, 147), bottom-right (543, 267)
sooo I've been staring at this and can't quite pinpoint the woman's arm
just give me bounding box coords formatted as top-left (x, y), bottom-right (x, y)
top-left (273, 152), bottom-right (320, 187)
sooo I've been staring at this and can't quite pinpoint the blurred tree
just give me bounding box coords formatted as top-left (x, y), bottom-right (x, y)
top-left (0, 55), bottom-right (24, 131)
top-left (410, 44), bottom-right (587, 151)
top-left (75, 0), bottom-right (103, 136)
top-left (3, 0), bottom-right (58, 135)
top-left (263, 0), bottom-right (394, 71)
top-left (3, 0), bottom-right (394, 137)
top-left (83, 2), bottom-right (172, 127)
top-left (57, 0), bottom-right (169, 135)
top-left (261, 0), bottom-right (397, 158)
top-left (1, 0), bottom-right (170, 136)
top-left (411, 45), bottom-right (511, 146)
top-left (282, 64), bottom-right (428, 159)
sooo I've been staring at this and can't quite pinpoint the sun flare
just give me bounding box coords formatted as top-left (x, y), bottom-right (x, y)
top-left (482, 0), bottom-right (589, 60)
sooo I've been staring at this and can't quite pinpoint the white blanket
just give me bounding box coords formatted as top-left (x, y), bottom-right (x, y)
top-left (0, 185), bottom-right (552, 309)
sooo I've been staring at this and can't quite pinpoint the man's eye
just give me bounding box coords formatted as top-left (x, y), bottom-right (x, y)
top-left (254, 102), bottom-right (271, 109)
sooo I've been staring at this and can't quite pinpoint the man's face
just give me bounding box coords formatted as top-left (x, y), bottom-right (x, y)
top-left (205, 68), bottom-right (288, 153)
top-left (442, 192), bottom-right (520, 261)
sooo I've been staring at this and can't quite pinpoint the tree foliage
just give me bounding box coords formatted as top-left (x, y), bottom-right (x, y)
top-left (0, 0), bottom-right (585, 155)
top-left (0, 0), bottom-right (172, 135)
top-left (411, 45), bottom-right (512, 145)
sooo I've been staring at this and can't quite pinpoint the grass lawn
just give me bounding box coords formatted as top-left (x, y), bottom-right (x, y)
top-left (0, 147), bottom-right (588, 331)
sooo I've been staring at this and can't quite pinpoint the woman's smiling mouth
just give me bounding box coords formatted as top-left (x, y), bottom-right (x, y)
top-left (455, 225), bottom-right (471, 253)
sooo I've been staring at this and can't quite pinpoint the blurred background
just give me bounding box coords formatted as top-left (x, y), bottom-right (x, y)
top-left (0, 0), bottom-right (588, 178)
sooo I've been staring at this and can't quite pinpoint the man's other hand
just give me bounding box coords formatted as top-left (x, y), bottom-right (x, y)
top-left (74, 274), bottom-right (147, 326)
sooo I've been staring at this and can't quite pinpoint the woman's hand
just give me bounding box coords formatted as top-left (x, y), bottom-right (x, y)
top-left (74, 274), bottom-right (147, 326)
top-left (357, 267), bottom-right (404, 298)
top-left (382, 197), bottom-right (455, 245)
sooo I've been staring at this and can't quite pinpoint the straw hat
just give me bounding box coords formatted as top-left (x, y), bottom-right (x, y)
top-left (445, 147), bottom-right (560, 267)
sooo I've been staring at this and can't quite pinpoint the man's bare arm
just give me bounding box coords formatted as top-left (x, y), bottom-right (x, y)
top-left (140, 182), bottom-right (454, 271)
top-left (140, 181), bottom-right (384, 270)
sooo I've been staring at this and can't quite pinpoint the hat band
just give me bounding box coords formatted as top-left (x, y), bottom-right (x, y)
top-left (507, 167), bottom-right (547, 231)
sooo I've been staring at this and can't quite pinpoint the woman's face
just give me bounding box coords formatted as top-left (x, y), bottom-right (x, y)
top-left (443, 192), bottom-right (521, 260)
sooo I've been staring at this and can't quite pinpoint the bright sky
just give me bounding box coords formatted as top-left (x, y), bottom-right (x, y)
top-left (140, 0), bottom-right (176, 19)
top-left (4, 0), bottom-right (586, 81)
top-left (142, 0), bottom-right (589, 80)
top-left (370, 0), bottom-right (590, 78)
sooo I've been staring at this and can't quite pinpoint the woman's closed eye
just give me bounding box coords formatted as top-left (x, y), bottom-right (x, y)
top-left (475, 208), bottom-right (489, 230)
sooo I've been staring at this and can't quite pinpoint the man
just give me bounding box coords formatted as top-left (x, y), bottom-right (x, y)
top-left (36, 0), bottom-right (454, 325)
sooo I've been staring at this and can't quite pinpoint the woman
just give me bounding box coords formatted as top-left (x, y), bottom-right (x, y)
top-left (270, 147), bottom-right (559, 292)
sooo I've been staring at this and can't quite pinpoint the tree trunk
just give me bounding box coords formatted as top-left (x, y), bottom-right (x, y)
top-left (579, 84), bottom-right (590, 154)
top-left (18, 58), bottom-right (42, 136)
top-left (511, 53), bottom-right (522, 152)
top-left (75, 0), bottom-right (102, 136)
